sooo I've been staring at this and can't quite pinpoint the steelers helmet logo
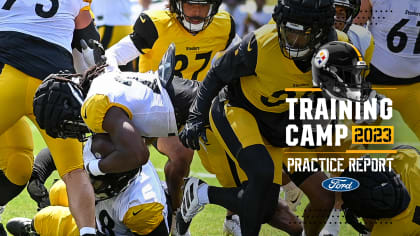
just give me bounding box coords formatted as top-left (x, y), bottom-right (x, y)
top-left (314, 49), bottom-right (329, 68)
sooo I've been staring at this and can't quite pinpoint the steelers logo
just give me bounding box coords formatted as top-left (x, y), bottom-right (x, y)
top-left (314, 49), bottom-right (329, 68)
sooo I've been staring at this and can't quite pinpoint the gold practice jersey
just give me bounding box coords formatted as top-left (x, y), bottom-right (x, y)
top-left (130, 10), bottom-right (235, 81)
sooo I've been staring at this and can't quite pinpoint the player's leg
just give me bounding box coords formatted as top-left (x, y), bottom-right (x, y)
top-left (268, 197), bottom-right (303, 235)
top-left (207, 101), bottom-right (276, 235)
top-left (298, 171), bottom-right (334, 236)
top-left (28, 118), bottom-right (96, 233)
top-left (7, 180), bottom-right (77, 236)
top-left (26, 74), bottom-right (96, 233)
top-left (196, 131), bottom-right (242, 236)
top-left (0, 65), bottom-right (40, 235)
top-left (156, 136), bottom-right (194, 210)
top-left (27, 148), bottom-right (57, 210)
top-left (0, 119), bottom-right (34, 235)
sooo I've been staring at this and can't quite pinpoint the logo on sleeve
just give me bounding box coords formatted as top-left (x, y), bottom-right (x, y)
top-left (133, 209), bottom-right (143, 216)
top-left (140, 15), bottom-right (146, 23)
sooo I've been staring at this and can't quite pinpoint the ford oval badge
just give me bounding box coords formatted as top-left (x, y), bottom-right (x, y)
top-left (321, 177), bottom-right (360, 192)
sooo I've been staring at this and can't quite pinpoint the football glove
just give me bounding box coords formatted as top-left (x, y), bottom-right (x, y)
top-left (179, 116), bottom-right (208, 150)
top-left (33, 73), bottom-right (89, 141)
top-left (80, 39), bottom-right (106, 68)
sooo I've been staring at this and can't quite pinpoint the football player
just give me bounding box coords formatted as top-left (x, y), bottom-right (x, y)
top-left (0, 1), bottom-right (100, 235)
top-left (32, 45), bottom-right (302, 236)
top-left (90, 0), bottom-right (144, 71)
top-left (101, 0), bottom-right (238, 230)
top-left (354, 0), bottom-right (420, 141)
top-left (339, 145), bottom-right (419, 235)
top-left (179, 0), bottom-right (340, 235)
top-left (334, 0), bottom-right (374, 61)
top-left (7, 136), bottom-right (170, 236)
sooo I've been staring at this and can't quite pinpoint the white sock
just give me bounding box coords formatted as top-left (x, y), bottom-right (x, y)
top-left (80, 227), bottom-right (96, 235)
top-left (197, 184), bottom-right (209, 205)
top-left (320, 208), bottom-right (341, 235)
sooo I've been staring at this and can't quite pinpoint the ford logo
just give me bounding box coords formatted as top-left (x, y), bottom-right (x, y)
top-left (321, 177), bottom-right (360, 192)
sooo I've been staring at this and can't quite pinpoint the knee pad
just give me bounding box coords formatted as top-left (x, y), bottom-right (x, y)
top-left (0, 148), bottom-right (33, 186)
top-left (49, 180), bottom-right (69, 207)
top-left (237, 144), bottom-right (274, 185)
top-left (0, 170), bottom-right (26, 205)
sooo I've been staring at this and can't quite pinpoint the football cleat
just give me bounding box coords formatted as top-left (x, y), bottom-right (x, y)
top-left (284, 185), bottom-right (304, 212)
top-left (177, 177), bottom-right (207, 235)
top-left (223, 214), bottom-right (241, 236)
top-left (27, 178), bottom-right (50, 210)
top-left (6, 217), bottom-right (38, 236)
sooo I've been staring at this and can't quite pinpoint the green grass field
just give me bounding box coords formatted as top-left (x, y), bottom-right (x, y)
top-left (2, 110), bottom-right (419, 235)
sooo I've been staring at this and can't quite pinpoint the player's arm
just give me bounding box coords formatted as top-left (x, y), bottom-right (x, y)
top-left (105, 12), bottom-right (158, 70)
top-left (72, 7), bottom-right (101, 73)
top-left (190, 32), bottom-right (257, 121)
top-left (180, 33), bottom-right (257, 149)
top-left (93, 107), bottom-right (149, 174)
top-left (353, 0), bottom-right (372, 26)
top-left (72, 9), bottom-right (99, 52)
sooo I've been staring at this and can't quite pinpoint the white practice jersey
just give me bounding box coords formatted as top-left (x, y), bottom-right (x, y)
top-left (91, 0), bottom-right (133, 26)
top-left (95, 161), bottom-right (168, 236)
top-left (86, 71), bottom-right (178, 137)
top-left (369, 0), bottom-right (420, 78)
top-left (0, 0), bottom-right (90, 52)
top-left (348, 24), bottom-right (373, 58)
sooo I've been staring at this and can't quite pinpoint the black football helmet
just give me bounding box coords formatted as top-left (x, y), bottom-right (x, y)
top-left (170, 0), bottom-right (222, 33)
top-left (90, 169), bottom-right (140, 201)
top-left (334, 0), bottom-right (361, 32)
top-left (312, 41), bottom-right (371, 102)
top-left (341, 157), bottom-right (410, 234)
top-left (272, 0), bottom-right (336, 60)
top-left (85, 135), bottom-right (141, 201)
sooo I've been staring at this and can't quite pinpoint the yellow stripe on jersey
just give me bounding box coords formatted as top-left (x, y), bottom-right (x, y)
top-left (81, 94), bottom-right (133, 133)
top-left (49, 180), bottom-right (69, 207)
top-left (123, 202), bottom-right (165, 235)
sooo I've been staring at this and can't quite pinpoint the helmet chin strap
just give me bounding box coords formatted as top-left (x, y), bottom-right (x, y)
top-left (177, 2), bottom-right (213, 33)
top-left (181, 18), bottom-right (205, 33)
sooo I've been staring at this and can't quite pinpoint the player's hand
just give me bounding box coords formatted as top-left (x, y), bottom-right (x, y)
top-left (80, 39), bottom-right (106, 67)
top-left (33, 76), bottom-right (83, 138)
top-left (179, 117), bottom-right (208, 150)
top-left (83, 138), bottom-right (105, 176)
